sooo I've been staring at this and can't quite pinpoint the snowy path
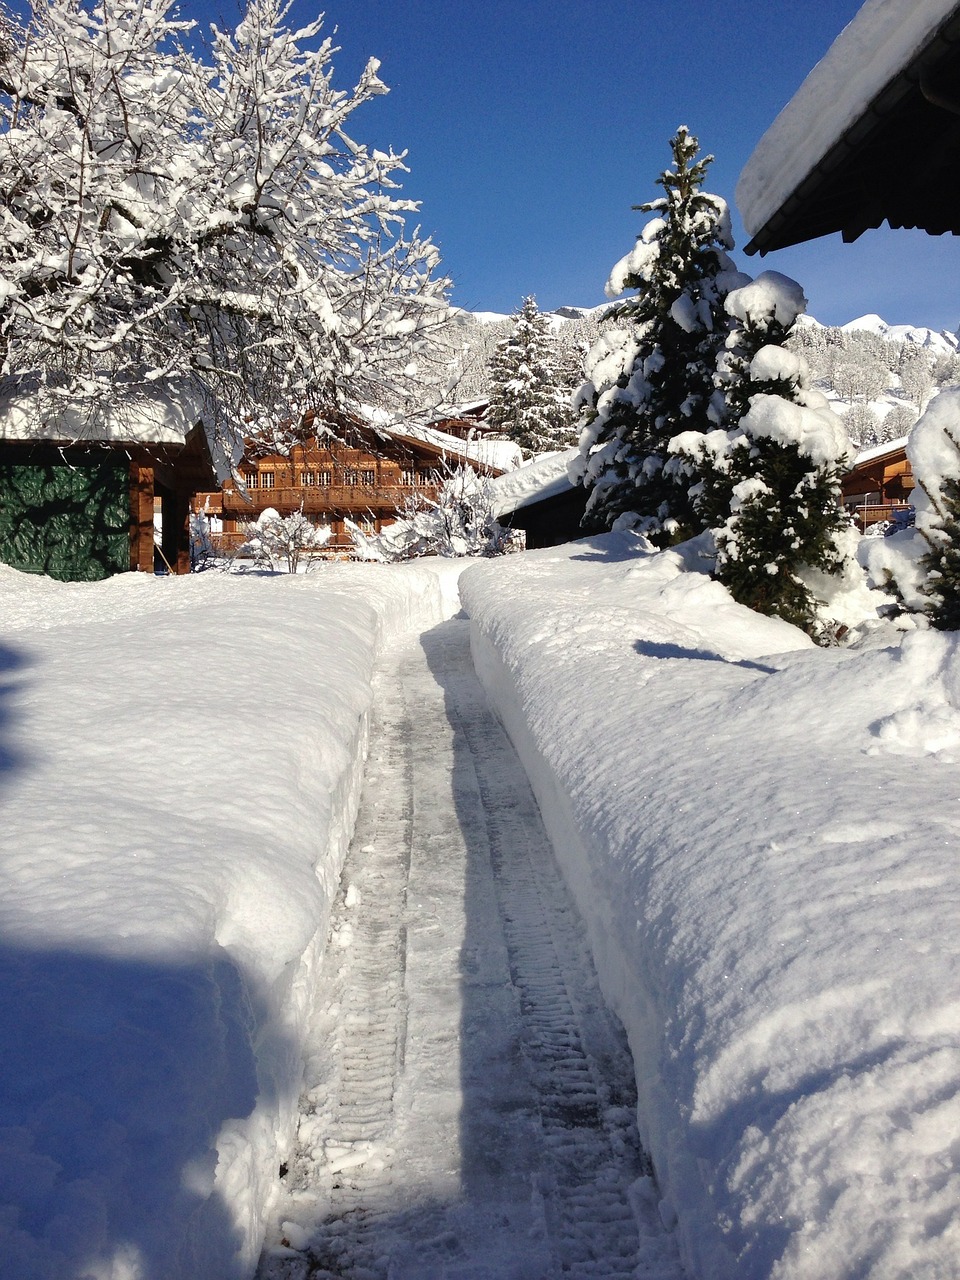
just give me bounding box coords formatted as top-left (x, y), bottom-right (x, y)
top-left (257, 618), bottom-right (685, 1280)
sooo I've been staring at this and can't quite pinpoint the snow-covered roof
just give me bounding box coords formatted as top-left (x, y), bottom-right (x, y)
top-left (487, 448), bottom-right (578, 518)
top-left (851, 434), bottom-right (909, 466)
top-left (737, 0), bottom-right (960, 252)
top-left (0, 372), bottom-right (241, 482)
top-left (386, 420), bottom-right (523, 474)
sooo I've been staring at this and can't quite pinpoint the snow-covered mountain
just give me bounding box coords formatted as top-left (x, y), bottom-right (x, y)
top-left (468, 303), bottom-right (960, 351)
top-left (837, 312), bottom-right (960, 356)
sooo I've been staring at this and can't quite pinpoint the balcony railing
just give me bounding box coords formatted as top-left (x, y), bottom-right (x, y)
top-left (221, 483), bottom-right (431, 515)
top-left (847, 503), bottom-right (911, 533)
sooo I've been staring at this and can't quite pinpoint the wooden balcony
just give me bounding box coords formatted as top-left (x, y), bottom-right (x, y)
top-left (847, 503), bottom-right (912, 532)
top-left (221, 483), bottom-right (431, 516)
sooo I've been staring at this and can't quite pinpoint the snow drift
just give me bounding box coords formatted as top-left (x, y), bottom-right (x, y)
top-left (460, 534), bottom-right (960, 1280)
top-left (0, 562), bottom-right (459, 1280)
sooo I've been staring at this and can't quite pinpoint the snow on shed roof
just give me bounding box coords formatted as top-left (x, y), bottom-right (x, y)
top-left (737, 0), bottom-right (960, 253)
top-left (488, 448), bottom-right (578, 518)
top-left (0, 372), bottom-right (241, 482)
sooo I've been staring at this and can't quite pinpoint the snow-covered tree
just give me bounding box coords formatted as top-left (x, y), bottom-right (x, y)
top-left (902, 389), bottom-right (960, 628)
top-left (842, 401), bottom-right (881, 449)
top-left (881, 402), bottom-right (918, 441)
top-left (240, 506), bottom-right (331, 572)
top-left (349, 463), bottom-right (515, 559)
top-left (0, 0), bottom-right (450, 450)
top-left (896, 344), bottom-right (935, 411)
top-left (572, 127), bottom-right (740, 540)
top-left (674, 272), bottom-right (854, 637)
top-left (486, 297), bottom-right (576, 456)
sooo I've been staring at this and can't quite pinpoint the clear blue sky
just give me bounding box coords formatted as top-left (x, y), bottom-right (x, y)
top-left (188, 1), bottom-right (960, 331)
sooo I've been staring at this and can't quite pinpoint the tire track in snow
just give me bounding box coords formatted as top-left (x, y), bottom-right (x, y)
top-left (258, 620), bottom-right (684, 1280)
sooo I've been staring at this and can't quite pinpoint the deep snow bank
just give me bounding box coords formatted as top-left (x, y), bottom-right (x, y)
top-left (0, 562), bottom-right (458, 1280)
top-left (460, 534), bottom-right (960, 1280)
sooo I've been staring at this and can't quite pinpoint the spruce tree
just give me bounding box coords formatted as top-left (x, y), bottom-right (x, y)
top-left (572, 127), bottom-right (737, 541)
top-left (912, 389), bottom-right (960, 629)
top-left (922, 476), bottom-right (960, 629)
top-left (486, 297), bottom-right (576, 456)
top-left (676, 272), bottom-right (853, 637)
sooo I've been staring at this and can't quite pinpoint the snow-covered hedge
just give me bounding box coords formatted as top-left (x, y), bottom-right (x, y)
top-left (461, 534), bottom-right (960, 1280)
top-left (0, 562), bottom-right (460, 1280)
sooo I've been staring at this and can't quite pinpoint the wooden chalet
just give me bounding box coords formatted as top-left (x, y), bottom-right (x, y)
top-left (203, 413), bottom-right (511, 558)
top-left (738, 0), bottom-right (960, 255)
top-left (841, 437), bottom-right (915, 530)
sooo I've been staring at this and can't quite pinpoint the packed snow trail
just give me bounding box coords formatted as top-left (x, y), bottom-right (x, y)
top-left (258, 618), bottom-right (685, 1279)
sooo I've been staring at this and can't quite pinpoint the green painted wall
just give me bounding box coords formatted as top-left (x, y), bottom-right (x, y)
top-left (0, 451), bottom-right (130, 581)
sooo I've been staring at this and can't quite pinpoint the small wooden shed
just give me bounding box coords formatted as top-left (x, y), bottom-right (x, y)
top-left (0, 374), bottom-right (237, 580)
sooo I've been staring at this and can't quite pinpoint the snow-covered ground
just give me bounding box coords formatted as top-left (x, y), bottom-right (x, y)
top-left (2, 534), bottom-right (959, 1279)
top-left (0, 560), bottom-right (462, 1280)
top-left (461, 534), bottom-right (960, 1279)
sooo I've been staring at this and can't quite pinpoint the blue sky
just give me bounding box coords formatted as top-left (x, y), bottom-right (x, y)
top-left (148, 1), bottom-right (960, 331)
top-left (282, 0), bottom-right (960, 332)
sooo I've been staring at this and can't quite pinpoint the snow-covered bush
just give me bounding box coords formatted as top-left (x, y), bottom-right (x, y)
top-left (572, 127), bottom-right (742, 541)
top-left (0, 0), bottom-right (450, 448)
top-left (240, 507), bottom-right (331, 572)
top-left (486, 297), bottom-right (577, 455)
top-left (349, 464), bottom-right (516, 560)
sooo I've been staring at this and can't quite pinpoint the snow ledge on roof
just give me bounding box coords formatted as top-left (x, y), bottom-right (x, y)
top-left (488, 448), bottom-right (578, 518)
top-left (0, 372), bottom-right (242, 483)
top-left (736, 0), bottom-right (959, 240)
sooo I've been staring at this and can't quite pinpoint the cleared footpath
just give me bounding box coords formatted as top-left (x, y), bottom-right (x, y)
top-left (258, 617), bottom-right (685, 1280)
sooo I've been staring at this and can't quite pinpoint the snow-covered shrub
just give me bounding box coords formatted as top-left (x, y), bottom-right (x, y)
top-left (240, 507), bottom-right (331, 573)
top-left (486, 297), bottom-right (577, 455)
top-left (349, 465), bottom-right (516, 560)
top-left (0, 0), bottom-right (450, 448)
top-left (572, 127), bottom-right (742, 542)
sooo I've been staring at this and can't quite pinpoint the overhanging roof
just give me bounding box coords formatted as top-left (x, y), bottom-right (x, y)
top-left (738, 0), bottom-right (960, 255)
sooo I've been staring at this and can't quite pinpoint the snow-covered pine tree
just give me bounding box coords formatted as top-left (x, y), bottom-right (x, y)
top-left (572, 127), bottom-right (738, 540)
top-left (907, 389), bottom-right (960, 629)
top-left (674, 272), bottom-right (854, 637)
top-left (486, 297), bottom-right (576, 456)
top-left (0, 0), bottom-right (449, 450)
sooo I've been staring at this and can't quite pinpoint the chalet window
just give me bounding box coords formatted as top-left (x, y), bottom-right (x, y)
top-left (318, 470), bottom-right (331, 486)
top-left (301, 471), bottom-right (316, 486)
top-left (360, 469), bottom-right (376, 486)
top-left (260, 470), bottom-right (275, 489)
top-left (243, 472), bottom-right (258, 489)
top-left (358, 515), bottom-right (377, 534)
top-left (418, 470), bottom-right (433, 485)
top-left (344, 469), bottom-right (359, 486)
top-left (400, 468), bottom-right (416, 486)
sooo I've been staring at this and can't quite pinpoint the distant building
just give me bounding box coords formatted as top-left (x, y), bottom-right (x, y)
top-left (841, 437), bottom-right (915, 530)
top-left (488, 449), bottom-right (588, 549)
top-left (204, 412), bottom-right (519, 558)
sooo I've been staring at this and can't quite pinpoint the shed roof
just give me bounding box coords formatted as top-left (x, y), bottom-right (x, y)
top-left (0, 372), bottom-right (241, 482)
top-left (737, 0), bottom-right (960, 255)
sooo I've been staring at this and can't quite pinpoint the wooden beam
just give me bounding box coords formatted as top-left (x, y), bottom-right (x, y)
top-left (129, 460), bottom-right (155, 573)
